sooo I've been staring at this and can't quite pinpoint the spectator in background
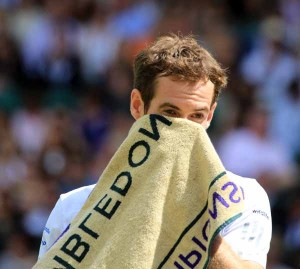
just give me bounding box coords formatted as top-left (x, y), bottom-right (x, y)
top-left (267, 232), bottom-right (293, 269)
top-left (18, 166), bottom-right (52, 246)
top-left (81, 91), bottom-right (111, 155)
top-left (0, 113), bottom-right (27, 190)
top-left (37, 108), bottom-right (89, 192)
top-left (279, 0), bottom-right (300, 50)
top-left (17, 0), bottom-right (78, 84)
top-left (218, 103), bottom-right (295, 200)
top-left (284, 196), bottom-right (300, 251)
top-left (6, 0), bottom-right (43, 47)
top-left (43, 26), bottom-right (80, 87)
top-left (271, 183), bottom-right (300, 268)
top-left (76, 3), bottom-right (120, 84)
top-left (0, 31), bottom-right (22, 115)
top-left (84, 111), bottom-right (134, 185)
top-left (240, 15), bottom-right (298, 106)
top-left (107, 0), bottom-right (161, 41)
top-left (105, 59), bottom-right (133, 113)
top-left (0, 189), bottom-right (14, 253)
top-left (0, 135), bottom-right (27, 190)
top-left (269, 79), bottom-right (300, 162)
top-left (10, 92), bottom-right (48, 161)
top-left (38, 109), bottom-right (73, 178)
top-left (0, 233), bottom-right (35, 269)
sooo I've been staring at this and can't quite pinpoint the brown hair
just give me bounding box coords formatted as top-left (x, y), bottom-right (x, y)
top-left (133, 33), bottom-right (227, 111)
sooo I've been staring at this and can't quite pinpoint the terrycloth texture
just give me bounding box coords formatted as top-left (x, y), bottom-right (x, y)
top-left (33, 115), bottom-right (245, 269)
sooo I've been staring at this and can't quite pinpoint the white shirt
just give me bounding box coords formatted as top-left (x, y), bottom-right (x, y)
top-left (39, 172), bottom-right (272, 268)
top-left (218, 129), bottom-right (292, 179)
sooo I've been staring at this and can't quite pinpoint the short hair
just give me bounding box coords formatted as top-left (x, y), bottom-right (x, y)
top-left (133, 34), bottom-right (228, 111)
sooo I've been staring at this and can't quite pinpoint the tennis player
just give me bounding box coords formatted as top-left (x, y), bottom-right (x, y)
top-left (39, 34), bottom-right (271, 269)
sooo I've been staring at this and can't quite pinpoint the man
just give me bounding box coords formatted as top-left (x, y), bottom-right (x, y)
top-left (39, 34), bottom-right (272, 268)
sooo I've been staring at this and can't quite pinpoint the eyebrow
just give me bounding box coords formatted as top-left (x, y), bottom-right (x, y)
top-left (158, 102), bottom-right (209, 113)
top-left (159, 103), bottom-right (180, 110)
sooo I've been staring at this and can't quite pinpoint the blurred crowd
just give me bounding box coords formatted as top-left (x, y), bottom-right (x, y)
top-left (0, 0), bottom-right (299, 268)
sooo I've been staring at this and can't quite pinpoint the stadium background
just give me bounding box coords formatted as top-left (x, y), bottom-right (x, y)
top-left (0, 0), bottom-right (299, 268)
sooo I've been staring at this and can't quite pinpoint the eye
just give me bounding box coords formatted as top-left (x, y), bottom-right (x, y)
top-left (190, 113), bottom-right (206, 123)
top-left (163, 109), bottom-right (179, 117)
top-left (191, 113), bottom-right (205, 119)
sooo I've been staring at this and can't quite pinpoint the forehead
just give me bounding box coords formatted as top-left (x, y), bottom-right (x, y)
top-left (153, 76), bottom-right (215, 104)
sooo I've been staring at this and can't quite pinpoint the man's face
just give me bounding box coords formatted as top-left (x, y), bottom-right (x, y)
top-left (130, 76), bottom-right (217, 129)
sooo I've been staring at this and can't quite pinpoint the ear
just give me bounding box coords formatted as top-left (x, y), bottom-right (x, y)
top-left (130, 89), bottom-right (145, 120)
top-left (206, 102), bottom-right (217, 129)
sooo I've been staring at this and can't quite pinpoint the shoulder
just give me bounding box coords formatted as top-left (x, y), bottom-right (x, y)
top-left (59, 184), bottom-right (96, 217)
top-left (38, 184), bottom-right (96, 258)
top-left (226, 171), bottom-right (270, 211)
top-left (49, 184), bottom-right (97, 236)
top-left (60, 184), bottom-right (96, 202)
top-left (223, 171), bottom-right (272, 268)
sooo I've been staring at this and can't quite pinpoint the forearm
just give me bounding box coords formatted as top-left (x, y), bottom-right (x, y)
top-left (208, 236), bottom-right (263, 269)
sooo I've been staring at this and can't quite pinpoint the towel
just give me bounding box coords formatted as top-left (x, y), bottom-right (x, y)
top-left (33, 114), bottom-right (244, 269)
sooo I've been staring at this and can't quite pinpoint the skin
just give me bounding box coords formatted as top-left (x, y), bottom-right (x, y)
top-left (131, 76), bottom-right (217, 128)
top-left (130, 76), bottom-right (263, 269)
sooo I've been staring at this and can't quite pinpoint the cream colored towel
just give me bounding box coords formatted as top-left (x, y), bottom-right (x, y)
top-left (33, 115), bottom-right (244, 269)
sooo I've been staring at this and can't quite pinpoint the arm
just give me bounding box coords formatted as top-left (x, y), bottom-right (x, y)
top-left (208, 176), bottom-right (272, 268)
top-left (208, 235), bottom-right (263, 269)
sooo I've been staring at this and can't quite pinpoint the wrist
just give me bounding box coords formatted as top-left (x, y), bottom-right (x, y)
top-left (210, 234), bottom-right (222, 257)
